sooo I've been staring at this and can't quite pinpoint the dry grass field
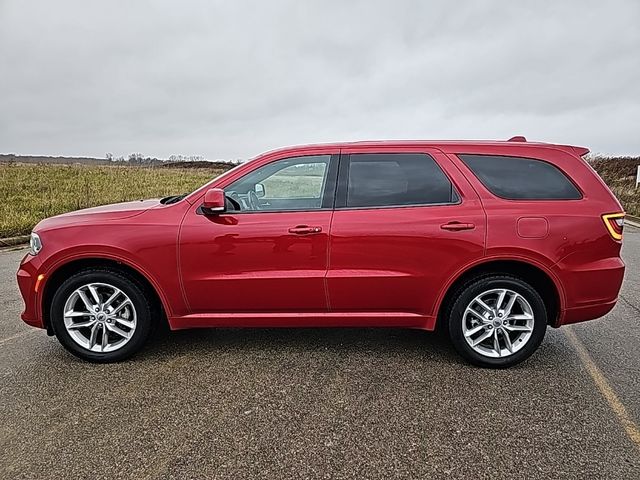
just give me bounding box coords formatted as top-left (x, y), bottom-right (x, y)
top-left (588, 155), bottom-right (640, 217)
top-left (0, 156), bottom-right (638, 239)
top-left (0, 163), bottom-right (227, 238)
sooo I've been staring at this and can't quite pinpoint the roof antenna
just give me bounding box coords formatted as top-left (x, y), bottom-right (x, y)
top-left (508, 136), bottom-right (527, 142)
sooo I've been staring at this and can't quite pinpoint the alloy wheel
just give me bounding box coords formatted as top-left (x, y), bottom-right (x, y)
top-left (462, 288), bottom-right (535, 358)
top-left (62, 282), bottom-right (137, 353)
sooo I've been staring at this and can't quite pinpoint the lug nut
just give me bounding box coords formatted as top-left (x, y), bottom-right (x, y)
top-left (503, 320), bottom-right (508, 325)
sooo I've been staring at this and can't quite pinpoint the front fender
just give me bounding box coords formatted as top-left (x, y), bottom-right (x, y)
top-left (26, 208), bottom-right (189, 327)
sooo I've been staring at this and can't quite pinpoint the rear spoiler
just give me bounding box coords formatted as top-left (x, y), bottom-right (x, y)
top-left (507, 136), bottom-right (590, 157)
top-left (571, 146), bottom-right (590, 157)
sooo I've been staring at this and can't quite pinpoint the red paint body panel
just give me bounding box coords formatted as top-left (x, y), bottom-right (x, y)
top-left (17, 140), bottom-right (625, 333)
top-left (326, 146), bottom-right (486, 329)
top-left (179, 210), bottom-right (332, 313)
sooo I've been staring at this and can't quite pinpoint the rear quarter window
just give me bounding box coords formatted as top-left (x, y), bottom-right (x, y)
top-left (458, 154), bottom-right (582, 200)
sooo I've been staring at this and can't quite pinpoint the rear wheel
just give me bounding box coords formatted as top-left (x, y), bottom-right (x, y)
top-left (447, 275), bottom-right (547, 368)
top-left (50, 269), bottom-right (152, 362)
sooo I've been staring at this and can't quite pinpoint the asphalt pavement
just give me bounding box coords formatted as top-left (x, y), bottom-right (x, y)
top-left (1, 228), bottom-right (639, 479)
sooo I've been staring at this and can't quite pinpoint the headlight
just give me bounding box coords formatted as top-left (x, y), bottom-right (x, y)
top-left (29, 232), bottom-right (42, 255)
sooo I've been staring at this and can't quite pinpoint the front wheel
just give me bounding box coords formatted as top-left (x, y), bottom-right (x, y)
top-left (448, 275), bottom-right (547, 368)
top-left (50, 268), bottom-right (153, 362)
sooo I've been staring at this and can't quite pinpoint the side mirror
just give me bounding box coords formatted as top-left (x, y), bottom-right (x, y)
top-left (255, 183), bottom-right (265, 198)
top-left (201, 188), bottom-right (226, 214)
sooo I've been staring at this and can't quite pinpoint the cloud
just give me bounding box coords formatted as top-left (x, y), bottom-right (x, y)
top-left (1, 0), bottom-right (639, 158)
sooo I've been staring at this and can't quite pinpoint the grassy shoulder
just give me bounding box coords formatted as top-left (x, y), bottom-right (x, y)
top-left (588, 156), bottom-right (639, 217)
top-left (0, 163), bottom-right (226, 238)
top-left (0, 156), bottom-right (638, 238)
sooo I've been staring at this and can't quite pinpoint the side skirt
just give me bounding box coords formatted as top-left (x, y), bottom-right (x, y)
top-left (168, 312), bottom-right (435, 330)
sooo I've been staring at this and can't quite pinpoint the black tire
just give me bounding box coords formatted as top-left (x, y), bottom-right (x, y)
top-left (447, 274), bottom-right (547, 368)
top-left (50, 268), bottom-right (153, 362)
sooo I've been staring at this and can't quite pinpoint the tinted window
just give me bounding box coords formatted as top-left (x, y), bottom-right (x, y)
top-left (226, 155), bottom-right (331, 211)
top-left (459, 154), bottom-right (581, 200)
top-left (345, 153), bottom-right (457, 208)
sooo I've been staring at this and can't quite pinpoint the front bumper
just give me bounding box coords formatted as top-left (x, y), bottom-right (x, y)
top-left (16, 253), bottom-right (45, 329)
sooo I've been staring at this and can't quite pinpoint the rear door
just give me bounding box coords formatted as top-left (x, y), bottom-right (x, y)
top-left (326, 146), bottom-right (485, 323)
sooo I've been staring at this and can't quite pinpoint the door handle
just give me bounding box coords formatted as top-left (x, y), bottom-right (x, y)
top-left (288, 225), bottom-right (323, 235)
top-left (440, 222), bottom-right (475, 231)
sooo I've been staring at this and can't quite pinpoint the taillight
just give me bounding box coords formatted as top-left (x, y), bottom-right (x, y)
top-left (602, 213), bottom-right (625, 240)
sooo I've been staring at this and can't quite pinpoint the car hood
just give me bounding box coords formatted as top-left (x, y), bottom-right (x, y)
top-left (35, 199), bottom-right (161, 231)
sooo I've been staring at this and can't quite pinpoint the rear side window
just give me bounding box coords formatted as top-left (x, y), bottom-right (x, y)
top-left (458, 154), bottom-right (581, 200)
top-left (345, 153), bottom-right (458, 208)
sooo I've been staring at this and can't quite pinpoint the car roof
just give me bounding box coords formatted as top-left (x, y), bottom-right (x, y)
top-left (260, 137), bottom-right (589, 157)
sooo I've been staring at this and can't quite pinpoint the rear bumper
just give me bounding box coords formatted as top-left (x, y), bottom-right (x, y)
top-left (554, 256), bottom-right (625, 326)
top-left (16, 254), bottom-right (45, 329)
top-left (559, 299), bottom-right (618, 326)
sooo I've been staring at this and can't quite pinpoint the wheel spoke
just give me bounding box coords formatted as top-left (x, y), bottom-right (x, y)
top-left (501, 328), bottom-right (513, 353)
top-left (68, 319), bottom-right (95, 329)
top-left (113, 317), bottom-right (135, 329)
top-left (475, 298), bottom-right (494, 315)
top-left (88, 324), bottom-right (99, 349)
top-left (504, 324), bottom-right (533, 332)
top-left (77, 290), bottom-right (96, 312)
top-left (111, 299), bottom-right (132, 316)
top-left (465, 308), bottom-right (487, 322)
top-left (495, 289), bottom-right (507, 311)
top-left (101, 327), bottom-right (108, 351)
top-left (493, 329), bottom-right (501, 357)
top-left (503, 292), bottom-right (518, 317)
top-left (507, 313), bottom-right (534, 321)
top-left (106, 323), bottom-right (130, 339)
top-left (472, 329), bottom-right (493, 346)
top-left (464, 324), bottom-right (486, 337)
top-left (87, 284), bottom-right (102, 307)
top-left (64, 310), bottom-right (89, 318)
top-left (103, 290), bottom-right (121, 309)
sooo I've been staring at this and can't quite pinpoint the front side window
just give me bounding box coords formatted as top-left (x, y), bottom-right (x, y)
top-left (344, 153), bottom-right (458, 208)
top-left (225, 155), bottom-right (331, 211)
top-left (458, 154), bottom-right (582, 200)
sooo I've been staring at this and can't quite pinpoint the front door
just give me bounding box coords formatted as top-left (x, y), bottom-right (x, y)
top-left (179, 152), bottom-right (338, 314)
top-left (327, 147), bottom-right (485, 322)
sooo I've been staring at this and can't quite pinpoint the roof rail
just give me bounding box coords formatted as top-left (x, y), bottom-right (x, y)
top-left (507, 136), bottom-right (527, 142)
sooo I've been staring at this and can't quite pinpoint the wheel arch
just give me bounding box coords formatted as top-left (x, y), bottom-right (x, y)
top-left (435, 258), bottom-right (564, 329)
top-left (41, 256), bottom-right (170, 334)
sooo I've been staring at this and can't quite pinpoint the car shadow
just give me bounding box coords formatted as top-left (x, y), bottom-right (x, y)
top-left (137, 326), bottom-right (464, 366)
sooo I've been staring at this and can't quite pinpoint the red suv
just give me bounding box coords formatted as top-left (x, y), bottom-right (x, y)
top-left (17, 138), bottom-right (626, 367)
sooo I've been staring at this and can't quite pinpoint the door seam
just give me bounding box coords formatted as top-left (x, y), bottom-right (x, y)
top-left (323, 149), bottom-right (342, 312)
top-left (323, 209), bottom-right (334, 312)
top-left (176, 205), bottom-right (193, 313)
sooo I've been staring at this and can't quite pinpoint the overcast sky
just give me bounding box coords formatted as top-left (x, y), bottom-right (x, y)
top-left (1, 1), bottom-right (639, 160)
